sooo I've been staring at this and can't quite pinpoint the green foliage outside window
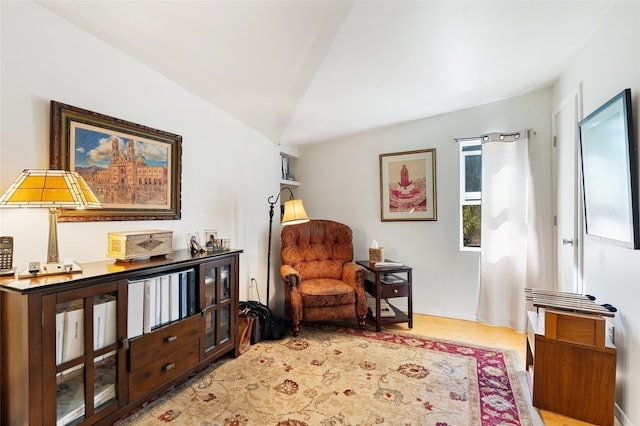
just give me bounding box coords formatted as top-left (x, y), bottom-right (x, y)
top-left (462, 204), bottom-right (481, 247)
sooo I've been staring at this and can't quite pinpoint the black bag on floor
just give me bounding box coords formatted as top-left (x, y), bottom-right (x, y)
top-left (239, 301), bottom-right (273, 343)
top-left (269, 315), bottom-right (285, 340)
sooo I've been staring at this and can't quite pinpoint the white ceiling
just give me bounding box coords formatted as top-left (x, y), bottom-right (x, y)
top-left (38, 1), bottom-right (612, 146)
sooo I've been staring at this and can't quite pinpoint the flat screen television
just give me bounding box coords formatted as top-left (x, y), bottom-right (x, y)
top-left (578, 88), bottom-right (639, 249)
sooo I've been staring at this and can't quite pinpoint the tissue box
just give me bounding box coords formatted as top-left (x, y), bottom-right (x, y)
top-left (368, 248), bottom-right (384, 266)
top-left (107, 230), bottom-right (173, 261)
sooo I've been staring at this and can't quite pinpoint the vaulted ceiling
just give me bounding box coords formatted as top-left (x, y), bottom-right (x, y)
top-left (39, 1), bottom-right (612, 146)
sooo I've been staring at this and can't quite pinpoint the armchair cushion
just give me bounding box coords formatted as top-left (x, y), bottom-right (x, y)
top-left (299, 279), bottom-right (357, 307)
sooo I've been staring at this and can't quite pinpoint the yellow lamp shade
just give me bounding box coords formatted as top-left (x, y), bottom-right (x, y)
top-left (0, 169), bottom-right (101, 208)
top-left (0, 169), bottom-right (101, 264)
top-left (281, 199), bottom-right (309, 225)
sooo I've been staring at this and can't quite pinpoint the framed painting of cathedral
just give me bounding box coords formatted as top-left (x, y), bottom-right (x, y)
top-left (50, 101), bottom-right (182, 221)
top-left (379, 148), bottom-right (437, 221)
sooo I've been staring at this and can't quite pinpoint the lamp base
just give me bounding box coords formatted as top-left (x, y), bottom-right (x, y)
top-left (17, 262), bottom-right (82, 280)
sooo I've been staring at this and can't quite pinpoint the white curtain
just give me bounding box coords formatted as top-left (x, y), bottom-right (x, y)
top-left (476, 130), bottom-right (534, 332)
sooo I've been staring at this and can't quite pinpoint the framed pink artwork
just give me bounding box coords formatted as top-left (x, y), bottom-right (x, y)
top-left (379, 148), bottom-right (437, 221)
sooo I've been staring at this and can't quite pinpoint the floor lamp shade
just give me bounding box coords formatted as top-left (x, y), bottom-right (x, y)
top-left (0, 169), bottom-right (101, 263)
top-left (281, 199), bottom-right (309, 225)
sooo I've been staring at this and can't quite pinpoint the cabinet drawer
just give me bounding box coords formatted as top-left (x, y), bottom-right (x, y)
top-left (380, 283), bottom-right (409, 298)
top-left (128, 315), bottom-right (201, 371)
top-left (128, 339), bottom-right (200, 401)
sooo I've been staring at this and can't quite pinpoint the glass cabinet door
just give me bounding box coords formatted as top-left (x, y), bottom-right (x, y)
top-left (92, 293), bottom-right (118, 416)
top-left (45, 283), bottom-right (121, 425)
top-left (56, 297), bottom-right (86, 425)
top-left (202, 260), bottom-right (233, 357)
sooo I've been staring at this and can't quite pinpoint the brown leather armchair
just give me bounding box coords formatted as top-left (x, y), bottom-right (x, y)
top-left (280, 219), bottom-right (368, 336)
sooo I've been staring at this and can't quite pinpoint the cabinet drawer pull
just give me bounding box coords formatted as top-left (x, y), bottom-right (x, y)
top-left (164, 363), bottom-right (175, 372)
top-left (393, 289), bottom-right (399, 294)
top-left (165, 335), bottom-right (177, 343)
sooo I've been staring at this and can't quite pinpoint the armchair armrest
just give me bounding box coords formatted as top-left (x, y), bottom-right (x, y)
top-left (342, 262), bottom-right (368, 317)
top-left (342, 262), bottom-right (366, 288)
top-left (280, 264), bottom-right (301, 288)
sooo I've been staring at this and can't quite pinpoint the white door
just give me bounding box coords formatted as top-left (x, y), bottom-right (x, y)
top-left (552, 87), bottom-right (583, 294)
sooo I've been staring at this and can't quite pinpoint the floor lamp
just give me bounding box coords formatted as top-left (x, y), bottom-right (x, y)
top-left (266, 187), bottom-right (309, 310)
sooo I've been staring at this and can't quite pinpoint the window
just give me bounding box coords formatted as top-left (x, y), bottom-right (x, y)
top-left (459, 139), bottom-right (482, 250)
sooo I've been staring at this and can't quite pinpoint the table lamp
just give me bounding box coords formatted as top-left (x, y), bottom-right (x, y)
top-left (0, 169), bottom-right (101, 275)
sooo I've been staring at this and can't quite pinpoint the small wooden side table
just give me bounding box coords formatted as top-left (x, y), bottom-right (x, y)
top-left (356, 260), bottom-right (413, 332)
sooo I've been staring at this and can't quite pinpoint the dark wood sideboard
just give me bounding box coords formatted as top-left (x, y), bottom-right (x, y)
top-left (0, 249), bottom-right (242, 426)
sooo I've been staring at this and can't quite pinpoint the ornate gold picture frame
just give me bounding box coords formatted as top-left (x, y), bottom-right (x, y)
top-left (50, 101), bottom-right (182, 221)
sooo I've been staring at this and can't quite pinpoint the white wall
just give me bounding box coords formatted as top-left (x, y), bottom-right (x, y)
top-left (297, 89), bottom-right (554, 321)
top-left (0, 1), bottom-right (280, 303)
top-left (553, 3), bottom-right (639, 425)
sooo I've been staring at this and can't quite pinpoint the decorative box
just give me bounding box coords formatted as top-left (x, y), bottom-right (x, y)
top-left (107, 230), bottom-right (173, 261)
top-left (368, 247), bottom-right (384, 266)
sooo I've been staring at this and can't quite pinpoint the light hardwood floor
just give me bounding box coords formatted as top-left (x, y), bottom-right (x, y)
top-left (380, 313), bottom-right (616, 426)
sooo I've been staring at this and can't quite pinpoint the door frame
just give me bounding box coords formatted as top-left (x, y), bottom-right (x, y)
top-left (551, 83), bottom-right (585, 294)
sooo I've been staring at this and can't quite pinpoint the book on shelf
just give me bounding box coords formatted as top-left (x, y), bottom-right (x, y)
top-left (381, 274), bottom-right (406, 285)
top-left (56, 384), bottom-right (85, 426)
top-left (130, 269), bottom-right (197, 337)
top-left (153, 277), bottom-right (161, 326)
top-left (143, 278), bottom-right (159, 333)
top-left (61, 302), bottom-right (84, 363)
top-left (127, 279), bottom-right (145, 338)
top-left (56, 309), bottom-right (65, 365)
top-left (187, 269), bottom-right (197, 316)
top-left (93, 294), bottom-right (116, 350)
top-left (179, 270), bottom-right (188, 319)
top-left (56, 367), bottom-right (85, 426)
top-left (159, 274), bottom-right (170, 325)
top-left (374, 261), bottom-right (403, 268)
top-left (56, 355), bottom-right (116, 426)
top-left (93, 299), bottom-right (106, 351)
top-left (94, 383), bottom-right (116, 411)
top-left (281, 155), bottom-right (290, 180)
top-left (169, 272), bottom-right (181, 322)
top-left (94, 354), bottom-right (117, 410)
top-left (56, 301), bottom-right (85, 365)
top-left (103, 296), bottom-right (117, 347)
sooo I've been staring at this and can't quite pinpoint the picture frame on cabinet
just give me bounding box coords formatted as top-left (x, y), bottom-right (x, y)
top-left (379, 148), bottom-right (437, 221)
top-left (186, 232), bottom-right (203, 253)
top-left (50, 100), bottom-right (182, 222)
top-left (204, 229), bottom-right (219, 251)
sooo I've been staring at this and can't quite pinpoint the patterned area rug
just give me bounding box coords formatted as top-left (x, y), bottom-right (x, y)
top-left (117, 325), bottom-right (542, 425)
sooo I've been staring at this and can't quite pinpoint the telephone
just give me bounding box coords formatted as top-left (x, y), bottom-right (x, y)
top-left (0, 236), bottom-right (15, 274)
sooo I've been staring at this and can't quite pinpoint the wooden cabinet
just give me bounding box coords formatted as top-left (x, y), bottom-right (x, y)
top-left (0, 249), bottom-right (241, 426)
top-left (526, 310), bottom-right (616, 426)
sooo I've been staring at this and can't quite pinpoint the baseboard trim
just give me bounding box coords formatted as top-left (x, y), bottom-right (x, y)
top-left (615, 402), bottom-right (630, 426)
top-left (415, 310), bottom-right (478, 323)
